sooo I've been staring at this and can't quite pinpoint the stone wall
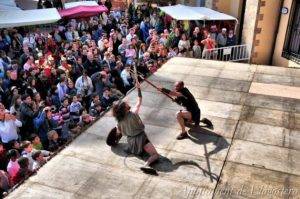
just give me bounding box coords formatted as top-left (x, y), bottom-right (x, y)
top-left (251, 0), bottom-right (282, 65)
top-left (272, 0), bottom-right (299, 68)
top-left (241, 0), bottom-right (260, 63)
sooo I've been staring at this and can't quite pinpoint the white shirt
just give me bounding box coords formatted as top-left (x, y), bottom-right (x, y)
top-left (0, 119), bottom-right (22, 143)
top-left (75, 76), bottom-right (94, 96)
top-left (120, 69), bottom-right (131, 86)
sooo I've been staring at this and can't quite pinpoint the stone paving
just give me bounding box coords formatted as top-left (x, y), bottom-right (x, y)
top-left (7, 57), bottom-right (300, 199)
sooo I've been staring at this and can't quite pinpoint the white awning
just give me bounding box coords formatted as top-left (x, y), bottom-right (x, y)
top-left (0, 4), bottom-right (21, 11)
top-left (159, 4), bottom-right (237, 21)
top-left (0, 0), bottom-right (17, 7)
top-left (64, 1), bottom-right (98, 9)
top-left (0, 8), bottom-right (61, 28)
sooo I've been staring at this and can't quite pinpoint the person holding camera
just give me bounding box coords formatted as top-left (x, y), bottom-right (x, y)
top-left (33, 106), bottom-right (58, 150)
top-left (75, 70), bottom-right (93, 110)
top-left (0, 104), bottom-right (22, 148)
top-left (19, 94), bottom-right (39, 140)
top-left (75, 70), bottom-right (93, 97)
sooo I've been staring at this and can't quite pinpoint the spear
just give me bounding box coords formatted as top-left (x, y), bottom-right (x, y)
top-left (129, 69), bottom-right (174, 101)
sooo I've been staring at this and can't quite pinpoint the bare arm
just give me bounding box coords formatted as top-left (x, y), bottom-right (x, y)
top-left (159, 87), bottom-right (183, 97)
top-left (132, 81), bottom-right (142, 114)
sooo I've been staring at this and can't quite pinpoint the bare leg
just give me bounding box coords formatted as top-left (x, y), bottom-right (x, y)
top-left (176, 110), bottom-right (192, 133)
top-left (143, 142), bottom-right (159, 166)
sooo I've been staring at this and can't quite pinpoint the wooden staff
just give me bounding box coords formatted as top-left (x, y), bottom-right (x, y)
top-left (129, 69), bottom-right (174, 101)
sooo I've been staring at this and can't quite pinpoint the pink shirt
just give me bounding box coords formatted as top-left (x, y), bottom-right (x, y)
top-left (125, 49), bottom-right (136, 58)
top-left (7, 160), bottom-right (20, 178)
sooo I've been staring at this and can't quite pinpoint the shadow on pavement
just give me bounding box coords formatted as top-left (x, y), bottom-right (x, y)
top-left (110, 136), bottom-right (221, 182)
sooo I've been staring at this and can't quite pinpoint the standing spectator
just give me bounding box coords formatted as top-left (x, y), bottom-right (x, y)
top-left (75, 70), bottom-right (93, 97)
top-left (120, 65), bottom-right (134, 92)
top-left (19, 95), bottom-right (39, 140)
top-left (34, 107), bottom-right (58, 150)
top-left (57, 77), bottom-right (68, 102)
top-left (178, 34), bottom-right (190, 57)
top-left (53, 0), bottom-right (63, 9)
top-left (192, 40), bottom-right (202, 59)
top-left (226, 30), bottom-right (237, 46)
top-left (216, 28), bottom-right (227, 59)
top-left (201, 34), bottom-right (216, 59)
top-left (0, 112), bottom-right (22, 146)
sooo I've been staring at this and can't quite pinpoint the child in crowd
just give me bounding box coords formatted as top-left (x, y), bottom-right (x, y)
top-left (89, 93), bottom-right (103, 117)
top-left (29, 134), bottom-right (43, 150)
top-left (21, 141), bottom-right (50, 171)
top-left (47, 130), bottom-right (62, 152)
top-left (70, 95), bottom-right (83, 123)
top-left (12, 157), bottom-right (32, 185)
top-left (79, 112), bottom-right (95, 127)
top-left (59, 97), bottom-right (71, 141)
top-left (6, 149), bottom-right (20, 180)
top-left (192, 40), bottom-right (202, 59)
top-left (32, 150), bottom-right (47, 170)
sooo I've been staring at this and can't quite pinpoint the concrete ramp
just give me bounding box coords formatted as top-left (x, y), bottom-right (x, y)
top-left (8, 58), bottom-right (300, 198)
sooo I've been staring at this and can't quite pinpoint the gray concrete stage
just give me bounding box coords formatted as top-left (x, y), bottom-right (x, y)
top-left (8, 58), bottom-right (300, 198)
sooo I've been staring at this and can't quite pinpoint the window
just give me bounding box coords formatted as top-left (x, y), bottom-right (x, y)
top-left (282, 0), bottom-right (300, 64)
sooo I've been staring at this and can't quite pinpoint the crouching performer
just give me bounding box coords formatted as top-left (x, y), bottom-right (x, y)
top-left (111, 81), bottom-right (159, 174)
top-left (160, 81), bottom-right (213, 140)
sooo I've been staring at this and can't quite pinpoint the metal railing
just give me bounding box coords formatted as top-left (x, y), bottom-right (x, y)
top-left (202, 44), bottom-right (251, 62)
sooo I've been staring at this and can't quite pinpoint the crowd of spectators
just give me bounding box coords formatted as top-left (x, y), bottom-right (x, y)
top-left (0, 1), bottom-right (237, 196)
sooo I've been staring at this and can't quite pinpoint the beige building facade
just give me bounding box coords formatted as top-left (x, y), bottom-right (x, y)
top-left (209, 0), bottom-right (299, 67)
top-left (179, 0), bottom-right (299, 67)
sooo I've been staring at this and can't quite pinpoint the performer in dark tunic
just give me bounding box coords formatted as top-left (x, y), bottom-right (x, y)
top-left (160, 81), bottom-right (212, 140)
top-left (112, 81), bottom-right (159, 174)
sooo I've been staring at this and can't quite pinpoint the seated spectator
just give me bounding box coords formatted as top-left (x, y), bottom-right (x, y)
top-left (21, 140), bottom-right (50, 171)
top-left (32, 150), bottom-right (47, 170)
top-left (101, 87), bottom-right (118, 109)
top-left (167, 47), bottom-right (177, 59)
top-left (79, 112), bottom-right (95, 127)
top-left (47, 130), bottom-right (62, 152)
top-left (59, 97), bottom-right (71, 140)
top-left (57, 77), bottom-right (68, 102)
top-left (11, 157), bottom-right (32, 185)
top-left (89, 93), bottom-right (103, 117)
top-left (0, 142), bottom-right (8, 171)
top-left (66, 80), bottom-right (77, 98)
top-left (6, 149), bottom-right (20, 180)
top-left (70, 95), bottom-right (83, 123)
top-left (0, 170), bottom-right (10, 197)
top-left (29, 134), bottom-right (43, 150)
